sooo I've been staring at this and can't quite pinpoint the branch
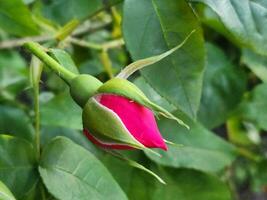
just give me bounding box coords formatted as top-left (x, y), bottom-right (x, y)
top-left (69, 37), bottom-right (124, 50)
top-left (0, 35), bottom-right (53, 49)
top-left (0, 20), bottom-right (111, 49)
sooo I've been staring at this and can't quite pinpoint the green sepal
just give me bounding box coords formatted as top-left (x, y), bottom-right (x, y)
top-left (70, 74), bottom-right (103, 107)
top-left (82, 97), bottom-right (145, 149)
top-left (117, 30), bottom-right (196, 79)
top-left (97, 78), bottom-right (189, 129)
top-left (105, 150), bottom-right (166, 184)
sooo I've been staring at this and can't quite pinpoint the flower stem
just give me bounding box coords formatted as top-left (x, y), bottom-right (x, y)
top-left (24, 42), bottom-right (76, 84)
top-left (31, 57), bottom-right (43, 160)
top-left (100, 49), bottom-right (114, 78)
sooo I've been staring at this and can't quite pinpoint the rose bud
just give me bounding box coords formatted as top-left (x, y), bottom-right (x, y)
top-left (83, 94), bottom-right (167, 150)
top-left (81, 78), bottom-right (188, 151)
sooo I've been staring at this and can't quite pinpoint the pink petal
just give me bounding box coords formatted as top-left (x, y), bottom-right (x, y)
top-left (98, 94), bottom-right (167, 150)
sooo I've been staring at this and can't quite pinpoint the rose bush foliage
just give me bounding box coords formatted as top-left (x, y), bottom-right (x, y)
top-left (0, 0), bottom-right (267, 200)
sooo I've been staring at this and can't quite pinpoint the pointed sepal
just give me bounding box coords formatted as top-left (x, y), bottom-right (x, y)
top-left (97, 78), bottom-right (188, 128)
top-left (105, 150), bottom-right (166, 184)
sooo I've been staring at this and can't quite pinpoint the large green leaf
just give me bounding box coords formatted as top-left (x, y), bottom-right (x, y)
top-left (0, 135), bottom-right (38, 199)
top-left (0, 106), bottom-right (34, 143)
top-left (111, 165), bottom-right (232, 200)
top-left (134, 77), bottom-right (176, 113)
top-left (0, 51), bottom-right (28, 100)
top-left (146, 112), bottom-right (236, 173)
top-left (197, 43), bottom-right (247, 129)
top-left (40, 92), bottom-right (82, 130)
top-left (191, 0), bottom-right (267, 55)
top-left (135, 77), bottom-right (236, 173)
top-left (103, 154), bottom-right (232, 200)
top-left (100, 151), bottom-right (142, 193)
top-left (41, 126), bottom-right (99, 156)
top-left (0, 181), bottom-right (16, 200)
top-left (123, 0), bottom-right (205, 118)
top-left (42, 0), bottom-right (121, 25)
top-left (39, 136), bottom-right (127, 200)
top-left (0, 0), bottom-right (39, 36)
top-left (79, 59), bottom-right (104, 76)
top-left (42, 0), bottom-right (100, 24)
top-left (147, 168), bottom-right (232, 200)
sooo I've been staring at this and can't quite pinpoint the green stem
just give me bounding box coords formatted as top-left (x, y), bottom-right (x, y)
top-left (31, 57), bottom-right (43, 160)
top-left (55, 19), bottom-right (80, 41)
top-left (34, 84), bottom-right (40, 159)
top-left (100, 49), bottom-right (114, 78)
top-left (69, 37), bottom-right (102, 50)
top-left (24, 42), bottom-right (76, 84)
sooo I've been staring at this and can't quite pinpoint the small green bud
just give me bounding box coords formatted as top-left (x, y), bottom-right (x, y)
top-left (70, 74), bottom-right (103, 107)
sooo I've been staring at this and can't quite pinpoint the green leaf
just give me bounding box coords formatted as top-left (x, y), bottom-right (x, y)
top-left (0, 135), bottom-right (38, 199)
top-left (135, 78), bottom-right (236, 172)
top-left (0, 180), bottom-right (16, 200)
top-left (197, 43), bottom-right (247, 129)
top-left (42, 0), bottom-right (120, 25)
top-left (0, 50), bottom-right (28, 100)
top-left (147, 168), bottom-right (232, 200)
top-left (242, 48), bottom-right (267, 82)
top-left (117, 166), bottom-right (232, 200)
top-left (117, 30), bottom-right (195, 79)
top-left (191, 0), bottom-right (267, 55)
top-left (134, 77), bottom-right (176, 112)
top-left (19, 180), bottom-right (44, 200)
top-left (123, 0), bottom-right (205, 118)
top-left (240, 83), bottom-right (267, 131)
top-left (41, 126), bottom-right (99, 156)
top-left (79, 59), bottom-right (104, 76)
top-left (0, 0), bottom-right (39, 36)
top-left (39, 136), bottom-right (127, 200)
top-left (100, 151), bottom-right (142, 193)
top-left (146, 111), bottom-right (237, 173)
top-left (40, 92), bottom-right (82, 130)
top-left (0, 106), bottom-right (34, 143)
top-left (100, 137), bottom-right (233, 200)
top-left (105, 150), bottom-right (165, 184)
top-left (49, 49), bottom-right (79, 74)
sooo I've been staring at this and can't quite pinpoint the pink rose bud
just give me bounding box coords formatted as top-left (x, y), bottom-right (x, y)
top-left (82, 78), bottom-right (188, 151)
top-left (83, 94), bottom-right (167, 150)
